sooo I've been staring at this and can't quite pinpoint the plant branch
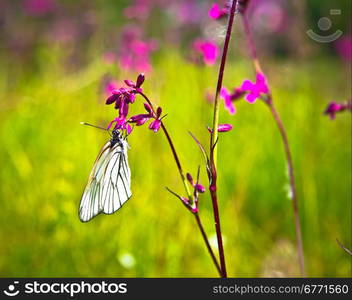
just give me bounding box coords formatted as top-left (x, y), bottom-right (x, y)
top-left (241, 12), bottom-right (306, 277)
top-left (194, 213), bottom-right (222, 276)
top-left (208, 0), bottom-right (239, 278)
top-left (210, 0), bottom-right (238, 158)
top-left (268, 102), bottom-right (306, 276)
top-left (139, 92), bottom-right (221, 275)
top-left (139, 91), bottom-right (192, 200)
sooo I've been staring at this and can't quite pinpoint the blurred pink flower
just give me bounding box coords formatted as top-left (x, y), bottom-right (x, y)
top-left (335, 36), bottom-right (352, 61)
top-left (208, 3), bottom-right (228, 19)
top-left (102, 52), bottom-right (117, 64)
top-left (241, 72), bottom-right (269, 103)
top-left (221, 88), bottom-right (236, 114)
top-left (193, 40), bottom-right (219, 65)
top-left (123, 0), bottom-right (152, 21)
top-left (247, 0), bottom-right (286, 34)
top-left (23, 0), bottom-right (56, 16)
top-left (220, 87), bottom-right (246, 114)
top-left (173, 1), bottom-right (202, 25)
top-left (324, 100), bottom-right (352, 120)
top-left (119, 26), bottom-right (158, 72)
top-left (104, 80), bottom-right (119, 96)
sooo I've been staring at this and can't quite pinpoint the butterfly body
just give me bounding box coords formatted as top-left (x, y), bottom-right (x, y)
top-left (110, 129), bottom-right (125, 148)
top-left (79, 130), bottom-right (132, 222)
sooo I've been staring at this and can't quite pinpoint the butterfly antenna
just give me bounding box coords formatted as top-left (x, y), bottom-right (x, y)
top-left (80, 122), bottom-right (109, 132)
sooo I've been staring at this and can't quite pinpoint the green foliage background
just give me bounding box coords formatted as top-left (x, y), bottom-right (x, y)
top-left (0, 0), bottom-right (351, 277)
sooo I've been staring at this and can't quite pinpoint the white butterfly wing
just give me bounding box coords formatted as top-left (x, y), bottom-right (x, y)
top-left (79, 140), bottom-right (132, 222)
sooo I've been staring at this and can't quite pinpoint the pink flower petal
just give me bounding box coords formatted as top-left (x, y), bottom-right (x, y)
top-left (220, 87), bottom-right (230, 99)
top-left (126, 123), bottom-right (133, 135)
top-left (209, 3), bottom-right (221, 19)
top-left (245, 93), bottom-right (258, 103)
top-left (193, 40), bottom-right (219, 65)
top-left (256, 72), bottom-right (266, 83)
top-left (225, 98), bottom-right (236, 114)
top-left (149, 119), bottom-right (161, 133)
top-left (241, 80), bottom-right (254, 91)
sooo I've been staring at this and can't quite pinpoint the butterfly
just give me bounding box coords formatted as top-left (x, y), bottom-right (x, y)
top-left (79, 128), bottom-right (132, 222)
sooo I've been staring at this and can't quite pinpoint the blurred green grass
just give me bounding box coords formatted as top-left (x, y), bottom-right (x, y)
top-left (0, 48), bottom-right (350, 277)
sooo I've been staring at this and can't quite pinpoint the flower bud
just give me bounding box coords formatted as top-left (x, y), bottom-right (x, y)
top-left (194, 184), bottom-right (205, 193)
top-left (156, 107), bottom-right (162, 118)
top-left (124, 80), bottom-right (135, 87)
top-left (144, 102), bottom-right (153, 114)
top-left (217, 123), bottom-right (233, 132)
top-left (136, 73), bottom-right (145, 88)
top-left (186, 173), bottom-right (193, 184)
top-left (106, 94), bottom-right (119, 105)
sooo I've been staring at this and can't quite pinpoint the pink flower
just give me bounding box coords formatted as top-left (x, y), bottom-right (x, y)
top-left (103, 79), bottom-right (120, 96)
top-left (174, 1), bottom-right (202, 25)
top-left (209, 3), bottom-right (228, 19)
top-left (106, 74), bottom-right (145, 115)
top-left (123, 0), bottom-right (151, 21)
top-left (124, 73), bottom-right (145, 92)
top-left (149, 119), bottom-right (161, 133)
top-left (129, 114), bottom-right (151, 126)
top-left (129, 102), bottom-right (152, 126)
top-left (241, 72), bottom-right (269, 103)
top-left (220, 87), bottom-right (246, 114)
top-left (106, 88), bottom-right (135, 117)
top-left (107, 117), bottom-right (133, 134)
top-left (186, 173), bottom-right (206, 194)
top-left (129, 101), bottom-right (163, 133)
top-left (220, 88), bottom-right (236, 114)
top-left (148, 107), bottom-right (163, 133)
top-left (193, 40), bottom-right (219, 66)
top-left (23, 0), bottom-right (56, 16)
top-left (335, 36), bottom-right (352, 61)
top-left (324, 100), bottom-right (352, 120)
top-left (102, 52), bottom-right (116, 64)
top-left (118, 26), bottom-right (157, 72)
top-left (105, 74), bottom-right (148, 134)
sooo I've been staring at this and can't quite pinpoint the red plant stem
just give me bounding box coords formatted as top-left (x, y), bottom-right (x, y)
top-left (138, 91), bottom-right (221, 275)
top-left (242, 12), bottom-right (306, 276)
top-left (209, 0), bottom-right (238, 278)
top-left (195, 213), bottom-right (222, 276)
top-left (209, 180), bottom-right (227, 278)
